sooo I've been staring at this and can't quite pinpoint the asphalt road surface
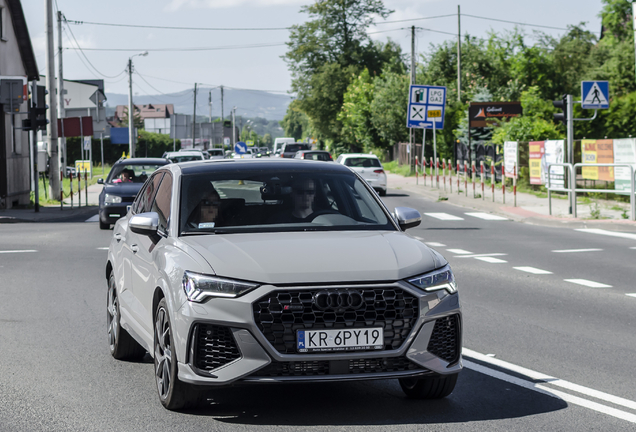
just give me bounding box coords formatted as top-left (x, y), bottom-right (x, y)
top-left (1, 189), bottom-right (635, 431)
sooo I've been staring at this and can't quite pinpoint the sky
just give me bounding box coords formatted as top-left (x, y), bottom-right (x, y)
top-left (22, 0), bottom-right (605, 100)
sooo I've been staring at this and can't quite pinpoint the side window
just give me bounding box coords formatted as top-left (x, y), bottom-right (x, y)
top-left (151, 173), bottom-right (173, 234)
top-left (134, 173), bottom-right (164, 214)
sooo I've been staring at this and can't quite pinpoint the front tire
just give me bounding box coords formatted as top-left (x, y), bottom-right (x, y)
top-left (107, 273), bottom-right (146, 360)
top-left (399, 373), bottom-right (459, 399)
top-left (154, 298), bottom-right (198, 410)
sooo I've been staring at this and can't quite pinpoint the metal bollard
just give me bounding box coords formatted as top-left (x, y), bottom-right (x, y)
top-left (423, 159), bottom-right (427, 186)
top-left (471, 161), bottom-right (476, 198)
top-left (435, 158), bottom-right (439, 188)
top-left (60, 170), bottom-right (63, 210)
top-left (430, 157), bottom-right (434, 188)
top-left (77, 171), bottom-right (81, 208)
top-left (464, 161), bottom-right (468, 197)
top-left (491, 163), bottom-right (495, 202)
top-left (70, 171), bottom-right (73, 209)
top-left (442, 160), bottom-right (446, 191)
top-left (457, 161), bottom-right (460, 195)
top-left (513, 164), bottom-right (517, 207)
top-left (502, 162), bottom-right (506, 204)
top-left (85, 171), bottom-right (88, 205)
top-left (480, 161), bottom-right (484, 200)
top-left (415, 156), bottom-right (419, 185)
top-left (448, 159), bottom-right (452, 193)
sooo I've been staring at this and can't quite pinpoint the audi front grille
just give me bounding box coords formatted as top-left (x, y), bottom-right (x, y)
top-left (252, 287), bottom-right (419, 354)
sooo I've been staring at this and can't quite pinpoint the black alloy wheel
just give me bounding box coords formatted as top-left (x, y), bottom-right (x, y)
top-left (107, 273), bottom-right (146, 359)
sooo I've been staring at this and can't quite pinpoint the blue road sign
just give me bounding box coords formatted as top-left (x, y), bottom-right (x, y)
top-left (581, 81), bottom-right (609, 109)
top-left (234, 141), bottom-right (247, 154)
top-left (407, 85), bottom-right (447, 129)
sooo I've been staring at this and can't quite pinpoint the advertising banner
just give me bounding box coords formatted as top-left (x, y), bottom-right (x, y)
top-left (503, 141), bottom-right (518, 178)
top-left (529, 141), bottom-right (544, 185)
top-left (469, 102), bottom-right (522, 128)
top-left (543, 140), bottom-right (565, 188)
top-left (613, 138), bottom-right (636, 193)
top-left (582, 139), bottom-right (614, 181)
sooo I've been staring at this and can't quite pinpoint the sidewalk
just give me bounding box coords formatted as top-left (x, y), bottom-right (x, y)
top-left (0, 183), bottom-right (102, 223)
top-left (387, 172), bottom-right (636, 233)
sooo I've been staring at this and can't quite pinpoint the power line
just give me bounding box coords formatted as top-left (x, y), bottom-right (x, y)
top-left (373, 14), bottom-right (457, 25)
top-left (66, 19), bottom-right (290, 31)
top-left (462, 13), bottom-right (568, 31)
top-left (65, 42), bottom-right (287, 52)
top-left (134, 71), bottom-right (189, 97)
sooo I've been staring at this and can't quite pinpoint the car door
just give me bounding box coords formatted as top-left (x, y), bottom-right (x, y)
top-left (132, 172), bottom-right (173, 335)
top-left (126, 172), bottom-right (164, 335)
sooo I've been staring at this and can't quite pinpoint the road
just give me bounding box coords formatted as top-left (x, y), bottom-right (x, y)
top-left (0, 188), bottom-right (635, 431)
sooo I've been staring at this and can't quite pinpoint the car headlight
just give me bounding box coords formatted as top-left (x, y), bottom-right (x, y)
top-left (407, 265), bottom-right (457, 294)
top-left (182, 271), bottom-right (260, 302)
top-left (104, 194), bottom-right (122, 204)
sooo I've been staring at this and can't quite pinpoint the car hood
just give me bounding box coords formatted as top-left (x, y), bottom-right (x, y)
top-left (103, 182), bottom-right (143, 197)
top-left (180, 231), bottom-right (446, 285)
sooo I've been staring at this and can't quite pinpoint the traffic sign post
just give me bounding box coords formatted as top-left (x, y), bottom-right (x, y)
top-left (407, 85), bottom-right (446, 180)
top-left (234, 141), bottom-right (247, 155)
top-left (581, 81), bottom-right (609, 109)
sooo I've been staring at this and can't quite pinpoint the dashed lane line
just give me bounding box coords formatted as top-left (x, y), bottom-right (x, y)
top-left (425, 242), bottom-right (446, 247)
top-left (575, 228), bottom-right (636, 241)
top-left (85, 215), bottom-right (99, 222)
top-left (0, 250), bottom-right (38, 254)
top-left (464, 212), bottom-right (509, 220)
top-left (424, 212), bottom-right (464, 221)
top-left (552, 248), bottom-right (603, 253)
top-left (564, 279), bottom-right (612, 288)
top-left (97, 247), bottom-right (109, 250)
top-left (445, 249), bottom-right (473, 255)
top-left (463, 348), bottom-right (636, 424)
top-left (626, 294), bottom-right (636, 298)
top-left (474, 256), bottom-right (507, 263)
top-left (514, 266), bottom-right (553, 275)
top-left (455, 253), bottom-right (507, 258)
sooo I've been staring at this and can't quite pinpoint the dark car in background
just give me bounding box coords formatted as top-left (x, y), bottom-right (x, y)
top-left (280, 142), bottom-right (311, 158)
top-left (97, 158), bottom-right (169, 230)
top-left (294, 150), bottom-right (333, 161)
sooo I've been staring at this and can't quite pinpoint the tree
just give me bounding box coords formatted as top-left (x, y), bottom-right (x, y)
top-left (370, 71), bottom-right (409, 150)
top-left (280, 100), bottom-right (309, 140)
top-left (337, 68), bottom-right (378, 153)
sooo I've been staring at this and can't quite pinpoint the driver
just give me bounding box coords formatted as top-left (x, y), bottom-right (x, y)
top-left (269, 177), bottom-right (317, 223)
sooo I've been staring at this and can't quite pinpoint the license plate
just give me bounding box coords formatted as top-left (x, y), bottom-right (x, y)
top-left (297, 328), bottom-right (383, 353)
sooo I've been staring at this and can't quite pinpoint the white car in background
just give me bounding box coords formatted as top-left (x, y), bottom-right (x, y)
top-left (336, 153), bottom-right (388, 196)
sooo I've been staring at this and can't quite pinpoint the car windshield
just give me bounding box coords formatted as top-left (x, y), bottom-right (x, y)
top-left (344, 157), bottom-right (381, 168)
top-left (107, 164), bottom-right (165, 184)
top-left (209, 149), bottom-right (224, 156)
top-left (283, 144), bottom-right (310, 153)
top-left (169, 155), bottom-right (203, 163)
top-left (179, 168), bottom-right (394, 235)
top-left (305, 152), bottom-right (330, 161)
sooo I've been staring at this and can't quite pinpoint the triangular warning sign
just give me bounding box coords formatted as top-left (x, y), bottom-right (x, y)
top-left (583, 82), bottom-right (608, 106)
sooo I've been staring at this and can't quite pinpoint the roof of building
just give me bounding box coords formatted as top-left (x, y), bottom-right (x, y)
top-left (5, 0), bottom-right (39, 80)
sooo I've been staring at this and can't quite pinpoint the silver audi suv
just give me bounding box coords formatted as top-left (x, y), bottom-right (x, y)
top-left (106, 158), bottom-right (462, 410)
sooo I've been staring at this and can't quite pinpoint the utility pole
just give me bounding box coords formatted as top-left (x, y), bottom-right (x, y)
top-left (45, 0), bottom-right (59, 197)
top-left (127, 58), bottom-right (134, 158)
top-left (232, 107), bottom-right (236, 147)
top-left (220, 85), bottom-right (224, 121)
top-left (32, 81), bottom-right (40, 212)
top-left (57, 11), bottom-right (66, 175)
top-left (457, 5), bottom-right (462, 102)
top-left (208, 90), bottom-right (212, 123)
top-left (410, 26), bottom-right (416, 172)
top-left (192, 83), bottom-right (197, 147)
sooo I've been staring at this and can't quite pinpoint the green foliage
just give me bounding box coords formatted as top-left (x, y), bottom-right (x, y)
top-left (370, 71), bottom-right (409, 149)
top-left (337, 68), bottom-right (377, 153)
top-left (280, 100), bottom-right (309, 140)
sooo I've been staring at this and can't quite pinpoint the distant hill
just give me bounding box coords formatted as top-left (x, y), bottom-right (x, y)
top-left (104, 86), bottom-right (293, 121)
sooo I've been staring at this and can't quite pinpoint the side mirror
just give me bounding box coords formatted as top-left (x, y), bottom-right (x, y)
top-left (394, 207), bottom-right (421, 230)
top-left (129, 212), bottom-right (159, 236)
top-left (97, 178), bottom-right (104, 184)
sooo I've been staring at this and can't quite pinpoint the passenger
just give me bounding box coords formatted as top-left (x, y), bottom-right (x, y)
top-left (113, 169), bottom-right (133, 183)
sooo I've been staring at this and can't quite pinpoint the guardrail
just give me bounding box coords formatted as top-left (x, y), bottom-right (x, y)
top-left (547, 163), bottom-right (635, 221)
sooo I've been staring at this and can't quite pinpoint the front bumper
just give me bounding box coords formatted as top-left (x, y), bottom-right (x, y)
top-left (174, 281), bottom-right (462, 386)
top-left (100, 203), bottom-right (133, 224)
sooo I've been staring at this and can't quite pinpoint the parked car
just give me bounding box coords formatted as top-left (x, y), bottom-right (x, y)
top-left (273, 137), bottom-right (295, 155)
top-left (106, 158), bottom-right (462, 410)
top-left (280, 142), bottom-right (311, 158)
top-left (163, 151), bottom-right (205, 163)
top-left (178, 148), bottom-right (210, 159)
top-left (336, 153), bottom-right (387, 196)
top-left (97, 158), bottom-right (169, 230)
top-left (207, 148), bottom-right (225, 159)
top-left (295, 150), bottom-right (333, 161)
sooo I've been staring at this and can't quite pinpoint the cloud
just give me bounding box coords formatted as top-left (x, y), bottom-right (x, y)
top-left (165, 0), bottom-right (305, 11)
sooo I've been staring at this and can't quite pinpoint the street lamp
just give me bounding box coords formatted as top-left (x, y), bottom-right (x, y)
top-left (127, 51), bottom-right (149, 158)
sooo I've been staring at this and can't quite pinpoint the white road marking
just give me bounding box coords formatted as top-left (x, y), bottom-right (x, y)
top-left (455, 253), bottom-right (507, 258)
top-left (575, 228), bottom-right (636, 241)
top-left (0, 250), bottom-right (37, 254)
top-left (626, 294), bottom-right (636, 298)
top-left (97, 247), bottom-right (109, 250)
top-left (425, 242), bottom-right (446, 247)
top-left (424, 212), bottom-right (464, 221)
top-left (474, 256), bottom-right (507, 263)
top-left (630, 247), bottom-right (636, 250)
top-left (85, 214), bottom-right (99, 222)
top-left (552, 248), bottom-right (603, 253)
top-left (564, 279), bottom-right (612, 288)
top-left (514, 266), bottom-right (553, 275)
top-left (445, 249), bottom-right (473, 255)
top-left (464, 348), bottom-right (636, 408)
top-left (464, 212), bottom-right (508, 220)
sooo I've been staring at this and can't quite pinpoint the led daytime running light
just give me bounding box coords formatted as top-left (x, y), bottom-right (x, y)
top-left (407, 266), bottom-right (457, 294)
top-left (182, 271), bottom-right (259, 302)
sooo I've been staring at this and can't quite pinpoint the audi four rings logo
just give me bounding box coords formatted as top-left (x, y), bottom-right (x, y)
top-left (313, 290), bottom-right (364, 311)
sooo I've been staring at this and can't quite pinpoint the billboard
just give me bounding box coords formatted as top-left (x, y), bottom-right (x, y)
top-left (613, 138), bottom-right (636, 193)
top-left (581, 139), bottom-right (614, 181)
top-left (469, 102), bottom-right (522, 128)
top-left (529, 141), bottom-right (544, 185)
top-left (503, 141), bottom-right (518, 178)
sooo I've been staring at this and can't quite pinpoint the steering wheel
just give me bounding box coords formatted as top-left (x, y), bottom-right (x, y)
top-left (308, 209), bottom-right (340, 221)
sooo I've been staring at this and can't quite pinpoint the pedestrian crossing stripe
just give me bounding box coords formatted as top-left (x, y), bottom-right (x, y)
top-left (424, 213), bottom-right (464, 220)
top-left (464, 212), bottom-right (508, 220)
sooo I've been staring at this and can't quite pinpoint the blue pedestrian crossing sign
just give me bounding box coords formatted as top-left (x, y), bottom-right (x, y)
top-left (581, 81), bottom-right (609, 109)
top-left (234, 141), bottom-right (247, 154)
top-left (407, 85), bottom-right (446, 129)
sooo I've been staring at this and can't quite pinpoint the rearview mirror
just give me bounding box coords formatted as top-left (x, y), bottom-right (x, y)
top-left (394, 207), bottom-right (421, 230)
top-left (129, 212), bottom-right (159, 236)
